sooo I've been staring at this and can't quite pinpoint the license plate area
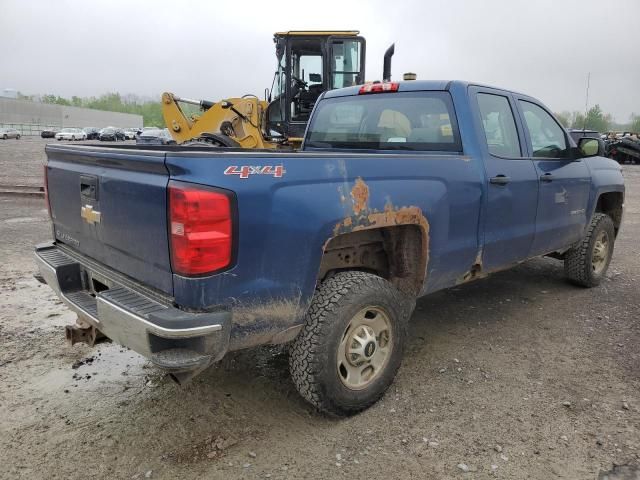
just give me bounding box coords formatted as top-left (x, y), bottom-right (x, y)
top-left (82, 268), bottom-right (115, 296)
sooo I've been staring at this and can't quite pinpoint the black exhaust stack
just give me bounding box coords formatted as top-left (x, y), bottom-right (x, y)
top-left (383, 43), bottom-right (395, 82)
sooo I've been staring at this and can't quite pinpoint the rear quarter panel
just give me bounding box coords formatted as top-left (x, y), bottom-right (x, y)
top-left (166, 147), bottom-right (485, 350)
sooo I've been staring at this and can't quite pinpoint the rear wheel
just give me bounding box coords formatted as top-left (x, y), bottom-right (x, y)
top-left (16, 134), bottom-right (20, 140)
top-left (289, 271), bottom-right (414, 416)
top-left (564, 213), bottom-right (615, 287)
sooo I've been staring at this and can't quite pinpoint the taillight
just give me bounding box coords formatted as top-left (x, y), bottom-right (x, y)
top-left (358, 82), bottom-right (399, 94)
top-left (43, 164), bottom-right (52, 218)
top-left (168, 181), bottom-right (233, 276)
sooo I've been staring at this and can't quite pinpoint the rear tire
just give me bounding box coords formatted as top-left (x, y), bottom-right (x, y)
top-left (16, 134), bottom-right (20, 140)
top-left (289, 271), bottom-right (414, 416)
top-left (564, 213), bottom-right (615, 287)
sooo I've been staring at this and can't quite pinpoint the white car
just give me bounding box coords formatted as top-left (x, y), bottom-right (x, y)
top-left (124, 128), bottom-right (138, 140)
top-left (55, 128), bottom-right (87, 141)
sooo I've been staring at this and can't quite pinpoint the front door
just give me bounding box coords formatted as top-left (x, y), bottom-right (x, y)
top-left (515, 99), bottom-right (592, 256)
top-left (471, 88), bottom-right (539, 271)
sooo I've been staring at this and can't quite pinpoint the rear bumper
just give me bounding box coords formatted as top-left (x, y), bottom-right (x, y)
top-left (35, 242), bottom-right (231, 375)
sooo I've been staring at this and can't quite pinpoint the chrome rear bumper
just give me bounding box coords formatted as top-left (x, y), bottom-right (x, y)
top-left (35, 242), bottom-right (231, 376)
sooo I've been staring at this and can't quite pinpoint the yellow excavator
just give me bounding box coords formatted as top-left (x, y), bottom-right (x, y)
top-left (161, 30), bottom-right (394, 149)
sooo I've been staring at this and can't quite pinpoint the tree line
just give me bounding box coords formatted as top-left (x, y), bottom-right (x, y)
top-left (18, 92), bottom-right (167, 127)
top-left (554, 105), bottom-right (640, 134)
top-left (15, 91), bottom-right (640, 133)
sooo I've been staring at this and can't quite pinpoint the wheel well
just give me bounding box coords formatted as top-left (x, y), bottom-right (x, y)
top-left (318, 225), bottom-right (426, 295)
top-left (595, 192), bottom-right (623, 235)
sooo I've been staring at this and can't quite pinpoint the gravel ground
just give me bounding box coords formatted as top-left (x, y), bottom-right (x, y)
top-left (0, 137), bottom-right (135, 187)
top-left (0, 140), bottom-right (638, 479)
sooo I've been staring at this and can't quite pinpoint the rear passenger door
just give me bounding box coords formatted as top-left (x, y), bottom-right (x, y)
top-left (471, 87), bottom-right (539, 271)
top-left (514, 98), bottom-right (591, 256)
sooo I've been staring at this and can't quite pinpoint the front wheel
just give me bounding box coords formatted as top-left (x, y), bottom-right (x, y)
top-left (564, 213), bottom-right (615, 287)
top-left (2, 135), bottom-right (6, 140)
top-left (289, 271), bottom-right (414, 416)
top-left (16, 134), bottom-right (20, 140)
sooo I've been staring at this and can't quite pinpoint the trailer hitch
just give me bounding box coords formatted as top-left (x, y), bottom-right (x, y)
top-left (65, 323), bottom-right (106, 347)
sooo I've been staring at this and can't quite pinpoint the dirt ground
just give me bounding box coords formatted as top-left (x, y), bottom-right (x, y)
top-left (0, 138), bottom-right (639, 479)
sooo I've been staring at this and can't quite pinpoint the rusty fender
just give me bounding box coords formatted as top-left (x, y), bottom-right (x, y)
top-left (331, 177), bottom-right (430, 287)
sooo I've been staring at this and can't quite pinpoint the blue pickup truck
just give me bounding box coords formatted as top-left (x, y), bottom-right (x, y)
top-left (36, 80), bottom-right (624, 415)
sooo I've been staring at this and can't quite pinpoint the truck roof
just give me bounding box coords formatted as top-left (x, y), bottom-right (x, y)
top-left (323, 80), bottom-right (525, 99)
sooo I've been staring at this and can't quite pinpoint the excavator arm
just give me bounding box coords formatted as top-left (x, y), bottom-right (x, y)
top-left (161, 92), bottom-right (276, 148)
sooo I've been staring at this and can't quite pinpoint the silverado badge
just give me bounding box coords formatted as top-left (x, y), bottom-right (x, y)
top-left (81, 205), bottom-right (101, 225)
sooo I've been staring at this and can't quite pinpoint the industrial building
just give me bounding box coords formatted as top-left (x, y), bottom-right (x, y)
top-left (0, 97), bottom-right (143, 136)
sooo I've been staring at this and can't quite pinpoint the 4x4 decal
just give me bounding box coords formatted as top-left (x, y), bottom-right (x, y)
top-left (224, 165), bottom-right (285, 179)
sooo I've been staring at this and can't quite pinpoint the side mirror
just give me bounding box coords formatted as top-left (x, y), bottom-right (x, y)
top-left (578, 137), bottom-right (599, 157)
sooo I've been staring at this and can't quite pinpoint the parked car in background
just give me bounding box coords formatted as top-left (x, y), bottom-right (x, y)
top-left (41, 127), bottom-right (60, 138)
top-left (124, 128), bottom-right (138, 140)
top-left (135, 128), bottom-right (176, 145)
top-left (55, 128), bottom-right (86, 141)
top-left (83, 127), bottom-right (101, 140)
top-left (99, 127), bottom-right (126, 141)
top-left (0, 128), bottom-right (21, 139)
top-left (568, 129), bottom-right (605, 156)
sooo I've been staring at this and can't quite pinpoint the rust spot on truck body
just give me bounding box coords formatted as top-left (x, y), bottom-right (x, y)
top-left (350, 177), bottom-right (370, 215)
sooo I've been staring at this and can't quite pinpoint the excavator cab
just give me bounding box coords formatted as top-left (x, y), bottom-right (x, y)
top-left (161, 30), bottom-right (377, 149)
top-left (265, 31), bottom-right (366, 140)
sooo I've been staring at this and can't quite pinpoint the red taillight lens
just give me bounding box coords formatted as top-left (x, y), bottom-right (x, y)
top-left (43, 165), bottom-right (52, 218)
top-left (358, 82), bottom-right (400, 94)
top-left (168, 181), bottom-right (233, 276)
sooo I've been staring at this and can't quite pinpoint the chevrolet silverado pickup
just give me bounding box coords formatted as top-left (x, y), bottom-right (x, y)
top-left (36, 80), bottom-right (624, 415)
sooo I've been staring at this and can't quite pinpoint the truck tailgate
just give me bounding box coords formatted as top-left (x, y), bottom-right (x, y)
top-left (45, 145), bottom-right (173, 295)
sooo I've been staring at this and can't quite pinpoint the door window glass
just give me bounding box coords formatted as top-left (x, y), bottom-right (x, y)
top-left (477, 93), bottom-right (521, 157)
top-left (291, 54), bottom-right (324, 122)
top-left (519, 101), bottom-right (568, 158)
top-left (331, 40), bottom-right (362, 88)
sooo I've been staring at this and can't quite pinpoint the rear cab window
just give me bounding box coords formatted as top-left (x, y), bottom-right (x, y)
top-left (305, 91), bottom-right (462, 152)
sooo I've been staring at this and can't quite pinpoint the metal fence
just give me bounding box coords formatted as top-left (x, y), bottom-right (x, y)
top-left (0, 123), bottom-right (68, 137)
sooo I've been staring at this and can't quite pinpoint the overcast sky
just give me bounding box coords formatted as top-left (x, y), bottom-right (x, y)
top-left (1, 0), bottom-right (638, 121)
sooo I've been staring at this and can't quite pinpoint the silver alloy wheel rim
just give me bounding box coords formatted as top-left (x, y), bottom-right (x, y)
top-left (337, 306), bottom-right (392, 390)
top-left (592, 230), bottom-right (609, 275)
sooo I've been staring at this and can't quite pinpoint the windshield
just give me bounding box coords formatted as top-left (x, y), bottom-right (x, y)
top-left (305, 91), bottom-right (461, 151)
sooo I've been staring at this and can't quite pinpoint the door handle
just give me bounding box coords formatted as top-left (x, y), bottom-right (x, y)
top-left (489, 175), bottom-right (510, 185)
top-left (540, 173), bottom-right (554, 182)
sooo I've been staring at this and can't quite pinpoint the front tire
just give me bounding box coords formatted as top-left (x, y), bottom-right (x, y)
top-left (16, 134), bottom-right (20, 140)
top-left (564, 213), bottom-right (615, 287)
top-left (289, 271), bottom-right (414, 416)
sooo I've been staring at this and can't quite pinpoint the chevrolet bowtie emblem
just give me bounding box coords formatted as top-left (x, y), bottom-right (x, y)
top-left (81, 205), bottom-right (101, 225)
